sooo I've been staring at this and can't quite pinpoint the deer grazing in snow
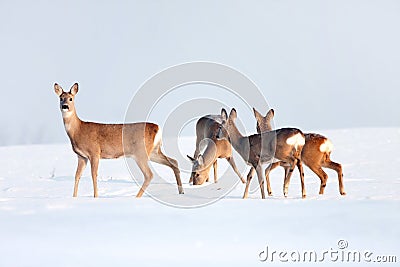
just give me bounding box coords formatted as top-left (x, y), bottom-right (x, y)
top-left (187, 108), bottom-right (246, 185)
top-left (218, 108), bottom-right (307, 199)
top-left (253, 108), bottom-right (346, 195)
top-left (54, 83), bottom-right (184, 198)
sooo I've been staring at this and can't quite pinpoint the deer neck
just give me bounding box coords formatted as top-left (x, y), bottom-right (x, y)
top-left (227, 122), bottom-right (247, 155)
top-left (62, 111), bottom-right (82, 138)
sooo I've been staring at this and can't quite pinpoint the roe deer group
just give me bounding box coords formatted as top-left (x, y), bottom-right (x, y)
top-left (54, 83), bottom-right (184, 198)
top-left (218, 109), bottom-right (307, 199)
top-left (187, 108), bottom-right (246, 185)
top-left (253, 108), bottom-right (346, 195)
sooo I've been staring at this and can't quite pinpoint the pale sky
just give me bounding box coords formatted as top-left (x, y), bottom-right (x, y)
top-left (0, 0), bottom-right (399, 145)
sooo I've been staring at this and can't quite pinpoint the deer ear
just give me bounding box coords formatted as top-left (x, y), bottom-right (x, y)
top-left (70, 83), bottom-right (79, 96)
top-left (253, 107), bottom-right (263, 120)
top-left (230, 108), bottom-right (237, 120)
top-left (54, 83), bottom-right (63, 96)
top-left (266, 109), bottom-right (275, 119)
top-left (187, 155), bottom-right (195, 162)
top-left (221, 108), bottom-right (228, 120)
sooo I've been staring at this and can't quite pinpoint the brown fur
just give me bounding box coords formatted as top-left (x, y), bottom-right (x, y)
top-left (54, 83), bottom-right (184, 198)
top-left (253, 108), bottom-right (346, 196)
top-left (219, 108), bottom-right (307, 199)
top-left (188, 109), bottom-right (245, 185)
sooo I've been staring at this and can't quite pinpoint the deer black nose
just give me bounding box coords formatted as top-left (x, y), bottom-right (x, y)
top-left (62, 105), bottom-right (69, 110)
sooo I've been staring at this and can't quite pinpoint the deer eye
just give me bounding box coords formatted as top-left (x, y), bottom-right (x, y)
top-left (69, 98), bottom-right (72, 101)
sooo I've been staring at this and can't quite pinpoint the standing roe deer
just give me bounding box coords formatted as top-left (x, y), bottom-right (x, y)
top-left (187, 108), bottom-right (246, 185)
top-left (253, 108), bottom-right (346, 195)
top-left (54, 83), bottom-right (184, 198)
top-left (218, 108), bottom-right (307, 199)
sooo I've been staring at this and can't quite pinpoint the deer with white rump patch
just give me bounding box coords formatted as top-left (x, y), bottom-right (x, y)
top-left (253, 108), bottom-right (346, 195)
top-left (187, 108), bottom-right (246, 185)
top-left (54, 83), bottom-right (183, 198)
top-left (218, 109), bottom-right (307, 199)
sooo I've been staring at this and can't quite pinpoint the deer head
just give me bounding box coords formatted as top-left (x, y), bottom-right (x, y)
top-left (253, 108), bottom-right (274, 133)
top-left (187, 154), bottom-right (210, 185)
top-left (217, 108), bottom-right (237, 140)
top-left (54, 83), bottom-right (79, 118)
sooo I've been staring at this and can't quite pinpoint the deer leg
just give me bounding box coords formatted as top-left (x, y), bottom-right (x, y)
top-left (322, 160), bottom-right (346, 195)
top-left (243, 167), bottom-right (255, 199)
top-left (135, 160), bottom-right (154, 198)
top-left (256, 165), bottom-right (266, 199)
top-left (150, 148), bottom-right (184, 194)
top-left (226, 156), bottom-right (246, 183)
top-left (307, 164), bottom-right (328, 195)
top-left (264, 162), bottom-right (280, 196)
top-left (281, 162), bottom-right (290, 189)
top-left (296, 160), bottom-right (306, 198)
top-left (283, 160), bottom-right (296, 197)
top-left (73, 155), bottom-right (88, 197)
top-left (308, 164), bottom-right (328, 195)
top-left (89, 156), bottom-right (99, 198)
top-left (247, 167), bottom-right (256, 180)
top-left (213, 160), bottom-right (218, 183)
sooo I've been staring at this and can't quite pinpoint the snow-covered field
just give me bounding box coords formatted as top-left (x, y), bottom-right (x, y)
top-left (0, 128), bottom-right (399, 266)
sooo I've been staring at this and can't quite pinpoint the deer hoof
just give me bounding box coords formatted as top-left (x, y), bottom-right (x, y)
top-left (178, 187), bottom-right (184, 194)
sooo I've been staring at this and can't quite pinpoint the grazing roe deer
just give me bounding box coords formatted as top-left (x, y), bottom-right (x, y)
top-left (187, 108), bottom-right (246, 185)
top-left (218, 109), bottom-right (307, 199)
top-left (253, 108), bottom-right (346, 195)
top-left (54, 83), bottom-right (184, 198)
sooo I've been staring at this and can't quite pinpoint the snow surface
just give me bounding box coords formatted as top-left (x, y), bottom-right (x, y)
top-left (0, 128), bottom-right (399, 266)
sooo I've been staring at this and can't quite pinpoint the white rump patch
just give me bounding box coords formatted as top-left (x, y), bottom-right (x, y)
top-left (319, 139), bottom-right (333, 153)
top-left (153, 127), bottom-right (162, 147)
top-left (286, 133), bottom-right (305, 150)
